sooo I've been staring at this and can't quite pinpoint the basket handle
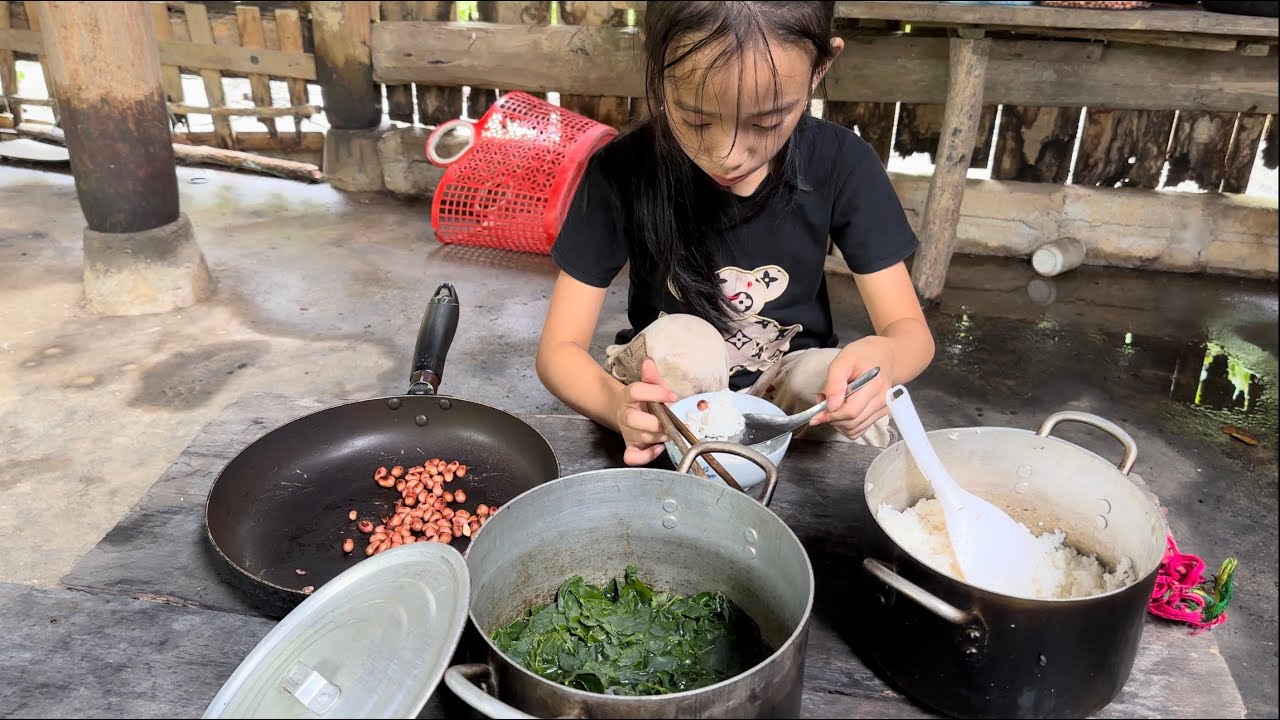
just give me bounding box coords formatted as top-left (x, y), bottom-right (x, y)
top-left (426, 118), bottom-right (476, 168)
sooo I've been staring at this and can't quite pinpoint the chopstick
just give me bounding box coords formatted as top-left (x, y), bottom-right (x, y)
top-left (652, 402), bottom-right (745, 493)
top-left (650, 401), bottom-right (709, 481)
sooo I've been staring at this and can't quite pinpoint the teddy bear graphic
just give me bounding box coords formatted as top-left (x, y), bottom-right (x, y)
top-left (716, 265), bottom-right (802, 375)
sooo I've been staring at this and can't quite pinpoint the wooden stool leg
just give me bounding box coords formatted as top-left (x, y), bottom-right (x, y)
top-left (911, 33), bottom-right (992, 303)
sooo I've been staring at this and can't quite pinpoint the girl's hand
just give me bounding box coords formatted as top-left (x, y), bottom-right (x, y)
top-left (810, 337), bottom-right (895, 441)
top-left (614, 358), bottom-right (678, 466)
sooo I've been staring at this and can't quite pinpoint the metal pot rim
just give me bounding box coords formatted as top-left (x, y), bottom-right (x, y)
top-left (462, 467), bottom-right (817, 702)
top-left (862, 422), bottom-right (1169, 603)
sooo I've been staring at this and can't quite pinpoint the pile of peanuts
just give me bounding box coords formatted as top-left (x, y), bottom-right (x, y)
top-left (342, 458), bottom-right (497, 557)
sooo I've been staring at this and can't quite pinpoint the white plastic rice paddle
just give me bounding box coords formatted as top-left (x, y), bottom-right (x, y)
top-left (885, 385), bottom-right (1041, 597)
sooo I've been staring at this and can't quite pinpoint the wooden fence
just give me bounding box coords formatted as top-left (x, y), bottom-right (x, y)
top-left (1, 0), bottom-right (1277, 194)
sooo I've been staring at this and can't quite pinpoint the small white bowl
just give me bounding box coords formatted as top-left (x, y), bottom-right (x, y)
top-left (663, 392), bottom-right (792, 490)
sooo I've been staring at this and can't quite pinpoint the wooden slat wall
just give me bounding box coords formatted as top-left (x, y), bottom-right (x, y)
top-left (559, 1), bottom-right (632, 129)
top-left (3, 1), bottom-right (1273, 195)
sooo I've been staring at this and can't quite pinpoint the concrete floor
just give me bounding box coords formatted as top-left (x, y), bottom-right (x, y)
top-left (1, 162), bottom-right (1276, 718)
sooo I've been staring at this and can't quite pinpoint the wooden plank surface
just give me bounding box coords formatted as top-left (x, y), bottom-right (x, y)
top-left (236, 6), bottom-right (278, 137)
top-left (0, 25), bottom-right (316, 79)
top-left (371, 23), bottom-right (1279, 114)
top-left (51, 390), bottom-right (1247, 719)
top-left (835, 0), bottom-right (1279, 38)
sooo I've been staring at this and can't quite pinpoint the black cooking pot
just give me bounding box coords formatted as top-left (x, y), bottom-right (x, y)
top-left (855, 412), bottom-right (1168, 719)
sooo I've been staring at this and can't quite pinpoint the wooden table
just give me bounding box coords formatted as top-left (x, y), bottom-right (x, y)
top-left (832, 1), bottom-right (1279, 301)
top-left (0, 391), bottom-right (1248, 718)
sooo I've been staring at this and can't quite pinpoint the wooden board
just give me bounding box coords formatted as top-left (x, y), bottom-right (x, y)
top-left (1072, 108), bottom-right (1177, 189)
top-left (371, 23), bottom-right (1279, 114)
top-left (992, 105), bottom-right (1082, 183)
top-left (1222, 113), bottom-right (1270, 193)
top-left (1165, 110), bottom-right (1239, 190)
top-left (0, 1), bottom-right (21, 126)
top-left (834, 0), bottom-right (1279, 38)
top-left (52, 391), bottom-right (1247, 719)
top-left (0, 26), bottom-right (316, 79)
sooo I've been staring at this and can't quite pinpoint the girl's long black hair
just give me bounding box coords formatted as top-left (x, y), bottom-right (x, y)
top-left (610, 1), bottom-right (837, 335)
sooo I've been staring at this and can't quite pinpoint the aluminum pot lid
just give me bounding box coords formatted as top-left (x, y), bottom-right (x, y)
top-left (202, 542), bottom-right (470, 719)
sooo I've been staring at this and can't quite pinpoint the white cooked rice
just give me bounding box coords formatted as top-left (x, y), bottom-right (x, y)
top-left (876, 498), bottom-right (1137, 599)
top-left (685, 390), bottom-right (746, 441)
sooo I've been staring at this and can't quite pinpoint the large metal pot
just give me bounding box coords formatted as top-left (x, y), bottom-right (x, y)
top-left (444, 443), bottom-right (814, 719)
top-left (857, 411), bottom-right (1168, 719)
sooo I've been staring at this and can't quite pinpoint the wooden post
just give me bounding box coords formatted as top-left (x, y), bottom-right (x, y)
top-left (36, 0), bottom-right (211, 315)
top-left (910, 33), bottom-right (990, 303)
top-left (311, 0), bottom-right (381, 130)
top-left (37, 0), bottom-right (178, 234)
top-left (312, 1), bottom-right (384, 191)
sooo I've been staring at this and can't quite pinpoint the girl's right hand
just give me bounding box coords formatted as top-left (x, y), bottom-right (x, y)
top-left (614, 358), bottom-right (679, 466)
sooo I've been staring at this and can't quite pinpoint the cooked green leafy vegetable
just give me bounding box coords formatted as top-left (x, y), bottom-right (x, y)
top-left (491, 565), bottom-right (772, 696)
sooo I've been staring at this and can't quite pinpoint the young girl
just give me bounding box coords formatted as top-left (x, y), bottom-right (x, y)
top-left (537, 1), bottom-right (936, 467)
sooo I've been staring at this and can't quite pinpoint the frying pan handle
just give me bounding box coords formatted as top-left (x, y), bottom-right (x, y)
top-left (444, 664), bottom-right (538, 719)
top-left (409, 284), bottom-right (460, 396)
top-left (677, 441), bottom-right (779, 506)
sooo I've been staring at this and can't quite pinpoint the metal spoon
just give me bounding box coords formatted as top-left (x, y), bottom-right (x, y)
top-left (729, 367), bottom-right (881, 447)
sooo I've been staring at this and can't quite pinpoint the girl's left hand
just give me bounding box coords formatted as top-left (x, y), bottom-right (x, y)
top-left (810, 337), bottom-right (895, 441)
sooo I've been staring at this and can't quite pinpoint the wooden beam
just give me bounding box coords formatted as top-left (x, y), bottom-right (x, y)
top-left (183, 3), bottom-right (234, 148)
top-left (911, 35), bottom-right (991, 303)
top-left (35, 1), bottom-right (179, 233)
top-left (0, 26), bottom-right (317, 79)
top-left (834, 1), bottom-right (1279, 39)
top-left (311, 1), bottom-right (380, 129)
top-left (371, 23), bottom-right (1279, 114)
top-left (0, 1), bottom-right (19, 125)
top-left (18, 121), bottom-right (324, 182)
top-left (236, 6), bottom-right (278, 137)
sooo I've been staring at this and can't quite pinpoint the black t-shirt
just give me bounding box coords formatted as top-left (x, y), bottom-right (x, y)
top-left (551, 114), bottom-right (919, 390)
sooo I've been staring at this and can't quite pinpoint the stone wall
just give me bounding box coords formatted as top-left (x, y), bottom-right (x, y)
top-left (375, 126), bottom-right (1279, 279)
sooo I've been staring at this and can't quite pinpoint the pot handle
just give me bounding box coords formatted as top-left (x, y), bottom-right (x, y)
top-left (1036, 411), bottom-right (1138, 475)
top-left (676, 441), bottom-right (779, 506)
top-left (444, 663), bottom-right (538, 719)
top-left (863, 558), bottom-right (972, 626)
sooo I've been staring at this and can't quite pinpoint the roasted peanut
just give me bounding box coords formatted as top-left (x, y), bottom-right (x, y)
top-left (441, 508), bottom-right (455, 520)
top-left (374, 466), bottom-right (388, 481)
top-left (418, 490), bottom-right (430, 505)
top-left (404, 493), bottom-right (418, 507)
top-left (365, 542), bottom-right (378, 556)
top-left (377, 475), bottom-right (396, 489)
top-left (432, 484), bottom-right (444, 497)
top-left (348, 509), bottom-right (358, 521)
top-left (377, 539), bottom-right (391, 553)
top-left (443, 470), bottom-right (454, 483)
top-left (476, 504), bottom-right (490, 517)
top-left (456, 465), bottom-right (468, 477)
top-left (456, 509), bottom-right (471, 520)
top-left (434, 498), bottom-right (447, 511)
top-left (391, 465), bottom-right (405, 478)
top-left (395, 480), bottom-right (406, 492)
top-left (388, 515), bottom-right (403, 529)
top-left (343, 538), bottom-right (355, 554)
top-left (410, 518), bottom-right (424, 532)
top-left (358, 520), bottom-right (374, 534)
top-left (371, 532), bottom-right (387, 545)
top-left (303, 585), bottom-right (315, 594)
top-left (391, 535), bottom-right (403, 548)
top-left (443, 491), bottom-right (454, 504)
top-left (438, 533), bottom-right (453, 544)
top-left (454, 490), bottom-right (467, 503)
top-left (447, 461), bottom-right (460, 473)
top-left (462, 523), bottom-right (472, 538)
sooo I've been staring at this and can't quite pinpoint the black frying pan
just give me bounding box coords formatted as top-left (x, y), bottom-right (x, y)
top-left (204, 284), bottom-right (561, 618)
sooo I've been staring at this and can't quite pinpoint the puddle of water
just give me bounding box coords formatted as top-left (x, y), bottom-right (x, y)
top-left (1168, 341), bottom-right (1266, 415)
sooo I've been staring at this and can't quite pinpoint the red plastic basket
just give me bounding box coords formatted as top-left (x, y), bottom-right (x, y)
top-left (426, 92), bottom-right (619, 255)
